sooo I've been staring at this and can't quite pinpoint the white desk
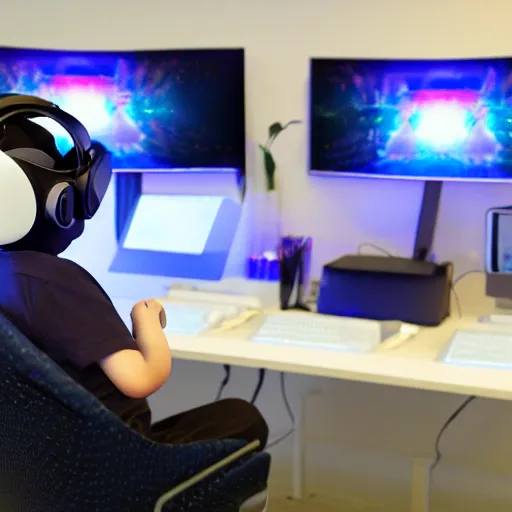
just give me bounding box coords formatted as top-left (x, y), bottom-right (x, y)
top-left (114, 298), bottom-right (512, 401)
top-left (113, 297), bottom-right (512, 511)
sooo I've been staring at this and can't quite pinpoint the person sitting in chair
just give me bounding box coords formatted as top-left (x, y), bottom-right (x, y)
top-left (0, 94), bottom-right (268, 448)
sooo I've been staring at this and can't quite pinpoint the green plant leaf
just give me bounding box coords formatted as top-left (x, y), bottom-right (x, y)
top-left (283, 119), bottom-right (302, 129)
top-left (268, 122), bottom-right (284, 141)
top-left (259, 143), bottom-right (276, 191)
top-left (268, 119), bottom-right (302, 146)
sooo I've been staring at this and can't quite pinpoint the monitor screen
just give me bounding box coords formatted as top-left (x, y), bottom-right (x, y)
top-left (487, 208), bottom-right (512, 273)
top-left (111, 193), bottom-right (242, 280)
top-left (495, 213), bottom-right (512, 272)
top-left (0, 47), bottom-right (245, 172)
top-left (123, 195), bottom-right (223, 254)
top-left (310, 57), bottom-right (512, 181)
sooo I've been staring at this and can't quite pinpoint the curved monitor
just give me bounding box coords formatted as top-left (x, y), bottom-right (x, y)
top-left (310, 57), bottom-right (512, 181)
top-left (0, 46), bottom-right (245, 174)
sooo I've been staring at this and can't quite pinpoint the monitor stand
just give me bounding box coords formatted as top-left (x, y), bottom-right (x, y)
top-left (412, 181), bottom-right (443, 261)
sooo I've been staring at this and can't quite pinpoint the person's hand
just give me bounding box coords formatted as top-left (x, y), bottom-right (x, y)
top-left (102, 299), bottom-right (171, 399)
top-left (131, 299), bottom-right (167, 330)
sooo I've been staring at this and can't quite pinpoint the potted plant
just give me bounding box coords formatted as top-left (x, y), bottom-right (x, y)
top-left (248, 120), bottom-right (301, 280)
top-left (259, 120), bottom-right (302, 191)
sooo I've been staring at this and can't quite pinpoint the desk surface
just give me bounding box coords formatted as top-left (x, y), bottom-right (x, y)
top-left (113, 297), bottom-right (512, 402)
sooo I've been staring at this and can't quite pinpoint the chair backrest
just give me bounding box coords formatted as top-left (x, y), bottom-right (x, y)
top-left (0, 313), bottom-right (271, 512)
top-left (0, 311), bottom-right (122, 417)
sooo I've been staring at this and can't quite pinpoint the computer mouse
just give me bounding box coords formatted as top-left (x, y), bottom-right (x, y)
top-left (207, 311), bottom-right (226, 328)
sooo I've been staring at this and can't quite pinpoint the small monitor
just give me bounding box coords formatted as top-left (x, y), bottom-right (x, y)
top-left (485, 207), bottom-right (512, 302)
top-left (110, 194), bottom-right (241, 280)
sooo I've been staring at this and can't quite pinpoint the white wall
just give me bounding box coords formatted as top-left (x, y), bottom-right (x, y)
top-left (5, 0), bottom-right (512, 509)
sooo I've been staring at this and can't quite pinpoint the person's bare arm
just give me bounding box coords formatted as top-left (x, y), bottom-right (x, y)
top-left (99, 299), bottom-right (171, 399)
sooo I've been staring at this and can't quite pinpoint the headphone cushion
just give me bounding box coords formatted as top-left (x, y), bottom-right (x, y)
top-left (0, 151), bottom-right (37, 245)
top-left (46, 182), bottom-right (74, 229)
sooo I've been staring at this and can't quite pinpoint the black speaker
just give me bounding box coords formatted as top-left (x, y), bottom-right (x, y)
top-left (317, 255), bottom-right (453, 326)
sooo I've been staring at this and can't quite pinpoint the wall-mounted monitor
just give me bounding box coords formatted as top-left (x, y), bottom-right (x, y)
top-left (310, 57), bottom-right (512, 181)
top-left (0, 47), bottom-right (245, 174)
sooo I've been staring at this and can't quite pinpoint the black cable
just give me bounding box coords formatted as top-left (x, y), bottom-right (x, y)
top-left (453, 269), bottom-right (483, 287)
top-left (215, 364), bottom-right (231, 402)
top-left (357, 242), bottom-right (393, 256)
top-left (280, 372), bottom-right (295, 424)
top-left (267, 427), bottom-right (294, 449)
top-left (451, 285), bottom-right (462, 318)
top-left (431, 395), bottom-right (476, 472)
top-left (250, 369), bottom-right (266, 404)
top-left (267, 372), bottom-right (295, 449)
top-left (451, 270), bottom-right (484, 317)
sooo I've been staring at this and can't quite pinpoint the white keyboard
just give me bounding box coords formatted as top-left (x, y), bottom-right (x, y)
top-left (162, 302), bottom-right (241, 335)
top-left (481, 314), bottom-right (512, 325)
top-left (251, 312), bottom-right (401, 352)
top-left (442, 330), bottom-right (512, 369)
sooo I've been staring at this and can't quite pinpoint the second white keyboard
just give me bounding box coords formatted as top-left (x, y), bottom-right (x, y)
top-left (251, 312), bottom-right (401, 352)
top-left (442, 329), bottom-right (512, 369)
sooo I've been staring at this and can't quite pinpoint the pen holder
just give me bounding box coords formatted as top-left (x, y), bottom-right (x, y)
top-left (279, 236), bottom-right (312, 310)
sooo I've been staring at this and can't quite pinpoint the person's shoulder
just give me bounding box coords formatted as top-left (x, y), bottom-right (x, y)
top-left (0, 251), bottom-right (82, 279)
top-left (0, 251), bottom-right (104, 296)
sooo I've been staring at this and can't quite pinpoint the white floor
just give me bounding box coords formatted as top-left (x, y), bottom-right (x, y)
top-left (268, 482), bottom-right (504, 512)
top-left (266, 453), bottom-right (508, 512)
top-left (149, 362), bottom-right (512, 512)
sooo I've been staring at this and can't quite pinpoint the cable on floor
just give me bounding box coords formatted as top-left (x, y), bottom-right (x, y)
top-left (267, 372), bottom-right (295, 449)
top-left (430, 395), bottom-right (476, 472)
top-left (215, 364), bottom-right (231, 401)
top-left (250, 368), bottom-right (266, 404)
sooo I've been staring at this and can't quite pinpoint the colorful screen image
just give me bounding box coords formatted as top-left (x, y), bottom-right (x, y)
top-left (310, 57), bottom-right (512, 180)
top-left (0, 47), bottom-right (245, 171)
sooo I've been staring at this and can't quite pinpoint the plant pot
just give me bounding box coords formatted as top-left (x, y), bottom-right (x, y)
top-left (246, 190), bottom-right (281, 280)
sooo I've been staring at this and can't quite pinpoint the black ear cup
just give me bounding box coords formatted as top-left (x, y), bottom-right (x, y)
top-left (75, 143), bottom-right (112, 220)
top-left (45, 182), bottom-right (75, 229)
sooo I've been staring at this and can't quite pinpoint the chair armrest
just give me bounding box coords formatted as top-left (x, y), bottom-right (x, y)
top-left (154, 439), bottom-right (261, 512)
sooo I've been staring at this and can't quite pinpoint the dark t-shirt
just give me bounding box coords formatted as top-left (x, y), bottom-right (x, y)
top-left (0, 250), bottom-right (148, 421)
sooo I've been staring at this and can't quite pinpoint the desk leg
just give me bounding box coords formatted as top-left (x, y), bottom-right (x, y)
top-left (411, 458), bottom-right (433, 512)
top-left (291, 392), bottom-right (305, 500)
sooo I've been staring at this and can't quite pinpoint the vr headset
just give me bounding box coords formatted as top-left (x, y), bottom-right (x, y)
top-left (0, 93), bottom-right (112, 245)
